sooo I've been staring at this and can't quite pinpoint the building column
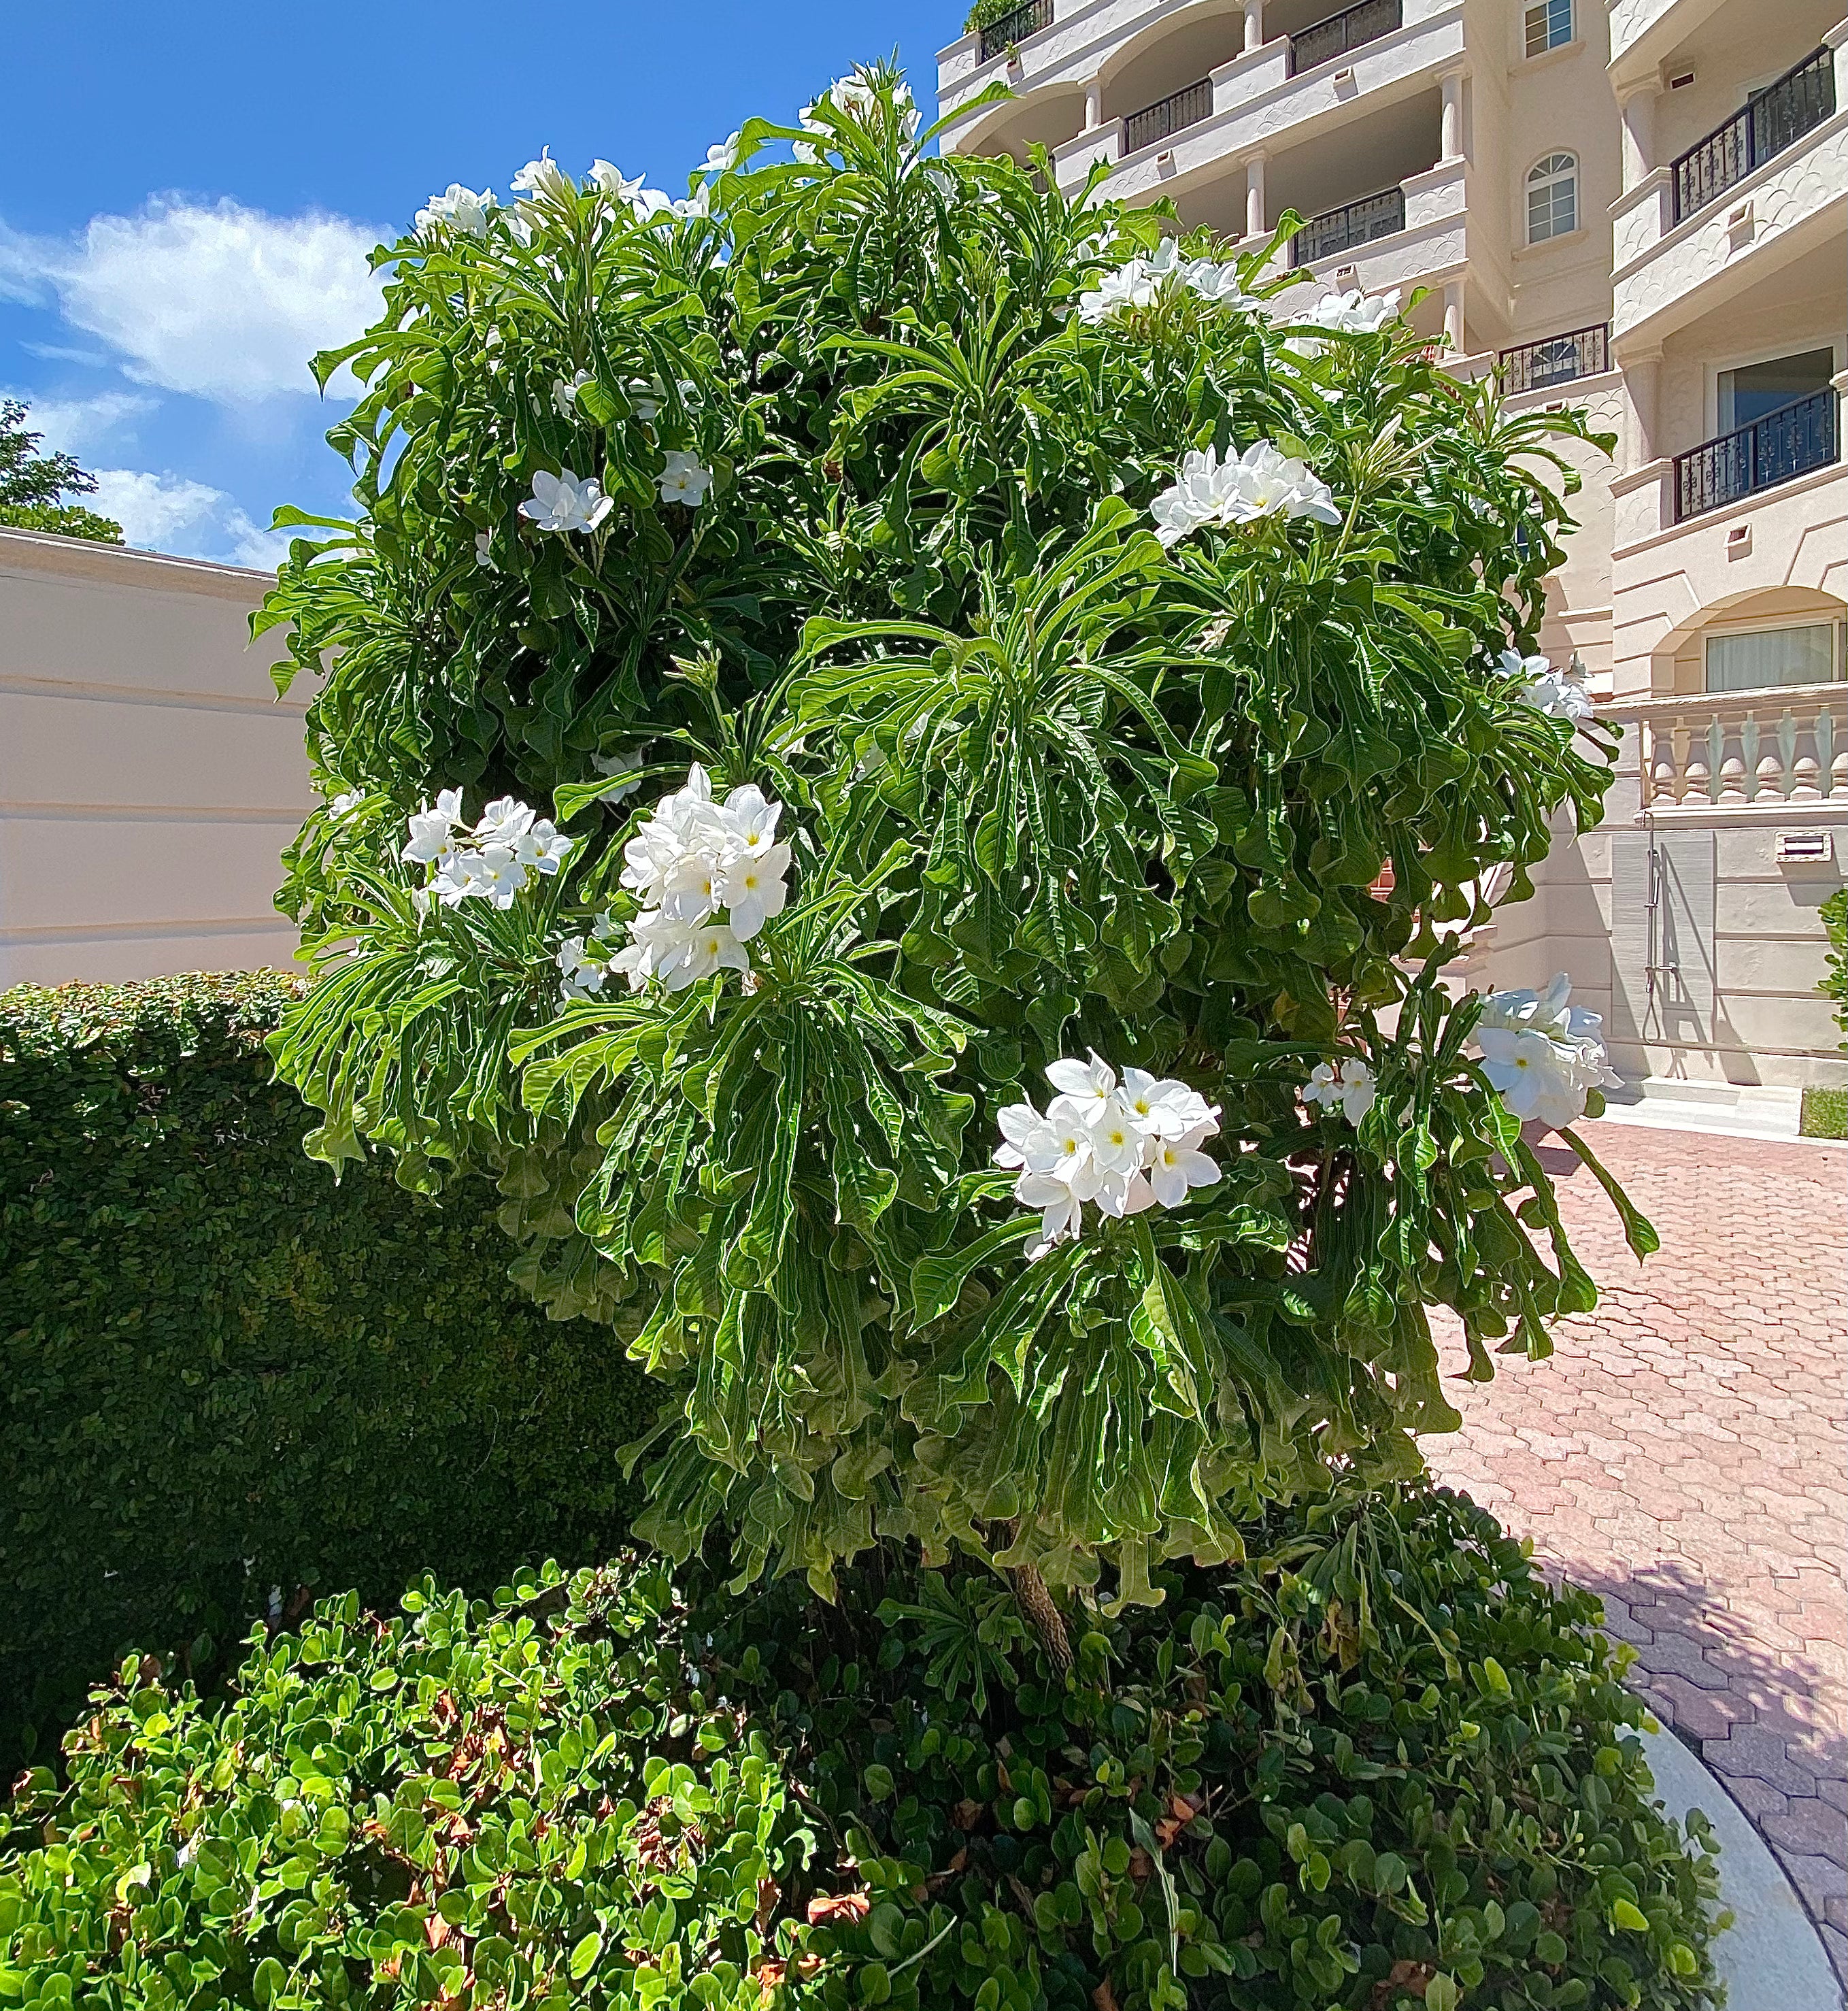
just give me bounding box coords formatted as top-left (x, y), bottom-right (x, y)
top-left (1617, 83), bottom-right (1658, 193)
top-left (1083, 78), bottom-right (1102, 129)
top-left (1243, 0), bottom-right (1264, 53)
top-left (1442, 280), bottom-right (1465, 353)
top-left (1245, 152), bottom-right (1266, 239)
top-left (1624, 346), bottom-right (1664, 469)
top-left (1439, 70), bottom-right (1466, 162)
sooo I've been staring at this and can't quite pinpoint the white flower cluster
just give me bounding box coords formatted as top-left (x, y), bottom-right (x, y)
top-left (1285, 287), bottom-right (1402, 356)
top-left (1475, 973), bottom-right (1619, 1129)
top-left (1499, 648), bottom-right (1593, 724)
top-left (416, 184), bottom-right (494, 239)
top-left (1301, 1057), bottom-right (1377, 1125)
top-left (609, 765), bottom-right (790, 992)
top-left (1077, 237), bottom-right (1257, 325)
top-left (401, 789), bottom-right (573, 909)
top-left (1150, 441), bottom-right (1341, 548)
top-left (996, 1054), bottom-right (1222, 1260)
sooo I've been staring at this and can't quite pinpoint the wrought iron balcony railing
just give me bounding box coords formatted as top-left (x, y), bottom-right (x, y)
top-left (1673, 386), bottom-right (1838, 521)
top-left (1288, 0), bottom-right (1402, 76)
top-left (1670, 46), bottom-right (1834, 222)
top-left (1290, 186), bottom-right (1405, 265)
top-left (978, 0), bottom-right (1054, 63)
top-left (1498, 322), bottom-right (1609, 395)
top-left (1122, 77), bottom-right (1213, 154)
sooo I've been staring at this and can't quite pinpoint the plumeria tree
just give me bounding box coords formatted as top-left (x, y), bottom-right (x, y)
top-left (262, 67), bottom-right (1648, 1658)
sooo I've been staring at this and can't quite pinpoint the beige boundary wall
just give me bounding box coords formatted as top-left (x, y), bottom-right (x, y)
top-left (0, 529), bottom-right (310, 989)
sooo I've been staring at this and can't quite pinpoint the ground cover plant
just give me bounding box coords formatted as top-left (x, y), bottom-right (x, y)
top-left (60, 57), bottom-right (1723, 2007)
top-left (0, 975), bottom-right (650, 1766)
top-left (0, 1489), bottom-right (1724, 2010)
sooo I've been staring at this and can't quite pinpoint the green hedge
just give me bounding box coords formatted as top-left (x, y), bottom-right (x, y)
top-left (0, 974), bottom-right (654, 1765)
top-left (1822, 886), bottom-right (1847, 1044)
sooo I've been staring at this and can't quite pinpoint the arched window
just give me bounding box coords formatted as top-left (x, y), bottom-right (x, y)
top-left (1526, 152), bottom-right (1578, 242)
top-left (1524, 0), bottom-right (1573, 56)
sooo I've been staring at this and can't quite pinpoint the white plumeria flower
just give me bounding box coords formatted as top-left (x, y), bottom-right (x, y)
top-left (1015, 1172), bottom-right (1086, 1259)
top-left (1120, 1067), bottom-right (1217, 1139)
top-left (662, 849), bottom-right (725, 924)
top-left (552, 371), bottom-right (592, 420)
top-left (1077, 261), bottom-right (1160, 325)
top-left (1045, 1051), bottom-right (1119, 1123)
top-left (665, 919), bottom-right (750, 991)
top-left (474, 531), bottom-right (496, 569)
top-left (590, 750), bottom-right (643, 803)
top-left (513, 818), bottom-right (573, 876)
top-left (326, 791), bottom-right (361, 821)
top-left (657, 450), bottom-right (713, 507)
top-left (1284, 286), bottom-right (1402, 357)
top-left (403, 788), bottom-right (466, 864)
top-left (628, 186), bottom-right (676, 222)
top-left (520, 467), bottom-right (613, 535)
top-left (1147, 1123), bottom-right (1222, 1208)
top-left (589, 161), bottom-right (646, 202)
top-left (416, 184), bottom-right (494, 239)
top-left (995, 1103), bottom-right (1060, 1172)
top-left (671, 183), bottom-right (713, 222)
top-left (557, 934), bottom-right (612, 1001)
top-left (511, 148), bottom-right (573, 200)
top-left (1086, 1099), bottom-right (1148, 1177)
top-left (702, 133), bottom-right (742, 175)
top-left (715, 843), bottom-right (790, 941)
top-left (469, 846), bottom-right (529, 908)
top-left (432, 850), bottom-right (482, 906)
top-left (1183, 259), bottom-right (1259, 309)
top-left (473, 795), bottom-right (536, 846)
top-left (720, 783), bottom-right (781, 854)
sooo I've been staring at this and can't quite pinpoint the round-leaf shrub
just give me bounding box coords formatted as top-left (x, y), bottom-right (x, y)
top-left (0, 1491), bottom-right (1723, 2010)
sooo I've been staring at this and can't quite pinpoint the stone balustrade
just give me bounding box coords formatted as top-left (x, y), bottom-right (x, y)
top-left (1613, 684), bottom-right (1848, 811)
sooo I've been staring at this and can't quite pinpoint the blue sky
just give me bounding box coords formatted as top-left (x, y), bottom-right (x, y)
top-left (1, 2), bottom-right (954, 567)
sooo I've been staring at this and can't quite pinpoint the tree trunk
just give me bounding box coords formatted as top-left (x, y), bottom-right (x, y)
top-left (1009, 1562), bottom-right (1073, 1678)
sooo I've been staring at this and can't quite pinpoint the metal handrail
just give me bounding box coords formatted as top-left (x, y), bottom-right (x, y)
top-left (1290, 186), bottom-right (1406, 265)
top-left (1288, 0), bottom-right (1402, 76)
top-left (978, 0), bottom-right (1054, 63)
top-left (1122, 77), bottom-right (1213, 155)
top-left (1670, 45), bottom-right (1834, 222)
top-left (1672, 387), bottom-right (1838, 522)
top-left (1498, 322), bottom-right (1610, 394)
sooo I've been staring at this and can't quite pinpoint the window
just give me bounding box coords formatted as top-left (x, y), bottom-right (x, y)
top-left (1524, 0), bottom-right (1573, 56)
top-left (1717, 348), bottom-right (1835, 433)
top-left (1526, 152), bottom-right (1578, 242)
top-left (1704, 622), bottom-right (1839, 693)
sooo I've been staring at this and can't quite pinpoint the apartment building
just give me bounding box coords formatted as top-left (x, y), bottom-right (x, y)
top-left (937, 0), bottom-right (1848, 1097)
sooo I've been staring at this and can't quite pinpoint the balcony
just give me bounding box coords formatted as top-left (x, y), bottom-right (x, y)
top-left (977, 0), bottom-right (1054, 65)
top-left (1291, 186), bottom-right (1405, 263)
top-left (1622, 685), bottom-right (1848, 814)
top-left (1611, 30), bottom-right (1847, 345)
top-left (1670, 46), bottom-right (1836, 222)
top-left (1673, 388), bottom-right (1840, 521)
top-left (1122, 77), bottom-right (1212, 156)
top-left (1290, 0), bottom-right (1402, 74)
top-left (1498, 322), bottom-right (1610, 395)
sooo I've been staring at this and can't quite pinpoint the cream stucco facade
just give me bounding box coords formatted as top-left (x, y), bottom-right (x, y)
top-left (940, 0), bottom-right (1848, 1091)
top-left (0, 528), bottom-right (309, 988)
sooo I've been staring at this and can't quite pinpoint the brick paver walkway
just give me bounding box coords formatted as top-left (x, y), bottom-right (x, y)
top-left (1422, 1123), bottom-right (1847, 1980)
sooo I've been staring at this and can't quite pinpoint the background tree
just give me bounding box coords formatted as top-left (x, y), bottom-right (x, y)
top-left (258, 69), bottom-right (1645, 1657)
top-left (0, 399), bottom-right (124, 542)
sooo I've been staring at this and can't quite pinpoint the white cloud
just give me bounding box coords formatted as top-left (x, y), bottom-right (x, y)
top-left (7, 388), bottom-right (158, 455)
top-left (3, 198), bottom-right (385, 403)
top-left (88, 467), bottom-right (290, 572)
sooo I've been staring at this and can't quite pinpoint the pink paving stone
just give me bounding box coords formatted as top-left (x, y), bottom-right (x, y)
top-left (1422, 1122), bottom-right (1848, 1982)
